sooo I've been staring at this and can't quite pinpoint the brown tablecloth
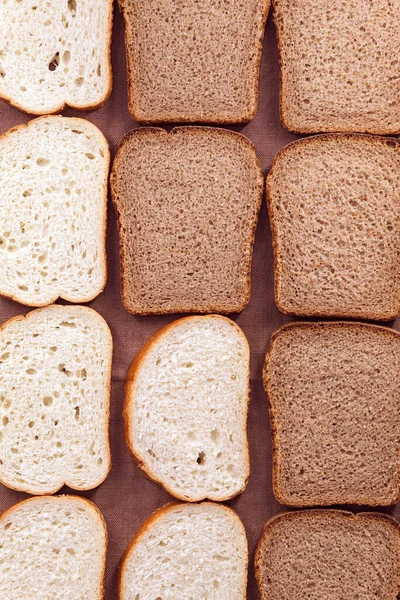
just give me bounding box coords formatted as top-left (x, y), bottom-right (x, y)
top-left (0, 3), bottom-right (398, 598)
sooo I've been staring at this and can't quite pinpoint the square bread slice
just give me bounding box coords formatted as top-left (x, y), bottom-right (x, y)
top-left (0, 496), bottom-right (107, 600)
top-left (274, 0), bottom-right (400, 134)
top-left (266, 134), bottom-right (400, 320)
top-left (119, 502), bottom-right (248, 600)
top-left (0, 0), bottom-right (113, 115)
top-left (255, 510), bottom-right (400, 600)
top-left (110, 126), bottom-right (263, 315)
top-left (124, 315), bottom-right (250, 502)
top-left (119, 0), bottom-right (270, 123)
top-left (0, 305), bottom-right (112, 495)
top-left (264, 321), bottom-right (400, 507)
top-left (0, 116), bottom-right (109, 307)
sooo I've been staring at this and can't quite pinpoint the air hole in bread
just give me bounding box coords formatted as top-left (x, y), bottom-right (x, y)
top-left (75, 76), bottom-right (84, 87)
top-left (48, 52), bottom-right (60, 72)
top-left (74, 406), bottom-right (80, 421)
top-left (197, 451), bottom-right (206, 465)
top-left (210, 429), bottom-right (220, 443)
top-left (62, 50), bottom-right (71, 65)
top-left (85, 153), bottom-right (95, 160)
top-left (36, 157), bottom-right (50, 167)
top-left (2, 417), bottom-right (9, 426)
top-left (67, 0), bottom-right (76, 16)
top-left (43, 396), bottom-right (52, 407)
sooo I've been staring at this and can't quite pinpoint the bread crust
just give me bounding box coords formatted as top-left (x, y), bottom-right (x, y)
top-left (123, 314), bottom-right (251, 502)
top-left (263, 320), bottom-right (400, 507)
top-left (118, 501), bottom-right (248, 599)
top-left (118, 0), bottom-right (271, 124)
top-left (0, 494), bottom-right (108, 600)
top-left (0, 305), bottom-right (113, 495)
top-left (266, 132), bottom-right (400, 321)
top-left (0, 115), bottom-right (110, 307)
top-left (110, 125), bottom-right (264, 315)
top-left (0, 1), bottom-right (113, 116)
top-left (255, 508), bottom-right (400, 599)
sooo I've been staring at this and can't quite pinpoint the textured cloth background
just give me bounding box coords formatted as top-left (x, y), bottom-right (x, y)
top-left (0, 4), bottom-right (398, 598)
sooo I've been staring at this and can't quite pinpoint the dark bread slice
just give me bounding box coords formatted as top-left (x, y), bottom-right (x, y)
top-left (118, 0), bottom-right (270, 123)
top-left (255, 509), bottom-right (400, 600)
top-left (266, 133), bottom-right (400, 320)
top-left (110, 126), bottom-right (263, 315)
top-left (263, 321), bottom-right (400, 507)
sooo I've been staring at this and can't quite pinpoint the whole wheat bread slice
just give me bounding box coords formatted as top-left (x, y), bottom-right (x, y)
top-left (274, 0), bottom-right (400, 134)
top-left (266, 133), bottom-right (400, 320)
top-left (110, 126), bottom-right (263, 315)
top-left (255, 509), bottom-right (400, 600)
top-left (118, 0), bottom-right (270, 123)
top-left (264, 321), bottom-right (400, 507)
top-left (119, 502), bottom-right (248, 600)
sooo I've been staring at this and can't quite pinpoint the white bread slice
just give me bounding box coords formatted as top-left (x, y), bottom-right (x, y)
top-left (0, 305), bottom-right (112, 495)
top-left (0, 116), bottom-right (109, 307)
top-left (124, 316), bottom-right (250, 502)
top-left (119, 502), bottom-right (248, 600)
top-left (0, 0), bottom-right (113, 115)
top-left (0, 495), bottom-right (107, 600)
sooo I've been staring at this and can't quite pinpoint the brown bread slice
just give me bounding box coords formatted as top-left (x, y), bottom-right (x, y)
top-left (255, 509), bottom-right (400, 600)
top-left (266, 134), bottom-right (400, 320)
top-left (263, 321), bottom-right (400, 507)
top-left (118, 0), bottom-right (270, 123)
top-left (110, 127), bottom-right (263, 315)
top-left (273, 0), bottom-right (400, 134)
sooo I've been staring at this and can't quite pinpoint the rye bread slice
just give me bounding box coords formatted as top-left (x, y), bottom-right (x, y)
top-left (266, 133), bottom-right (400, 320)
top-left (110, 126), bottom-right (263, 315)
top-left (118, 0), bottom-right (270, 123)
top-left (263, 321), bottom-right (400, 507)
top-left (273, 0), bottom-right (400, 134)
top-left (255, 509), bottom-right (400, 600)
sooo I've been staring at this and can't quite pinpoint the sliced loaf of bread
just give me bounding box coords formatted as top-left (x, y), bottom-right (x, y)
top-left (119, 0), bottom-right (270, 123)
top-left (0, 0), bottom-right (113, 114)
top-left (0, 495), bottom-right (107, 600)
top-left (0, 116), bottom-right (109, 307)
top-left (111, 126), bottom-right (263, 315)
top-left (266, 134), bottom-right (400, 320)
top-left (0, 305), bottom-right (112, 495)
top-left (119, 502), bottom-right (248, 600)
top-left (256, 510), bottom-right (400, 600)
top-left (274, 0), bottom-right (400, 134)
top-left (264, 321), bottom-right (400, 507)
top-left (124, 315), bottom-right (250, 502)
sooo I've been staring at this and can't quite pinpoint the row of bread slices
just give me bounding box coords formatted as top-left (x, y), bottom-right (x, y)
top-left (0, 1), bottom-right (398, 135)
top-left (1, 116), bottom-right (399, 320)
top-left (1, 496), bottom-right (400, 598)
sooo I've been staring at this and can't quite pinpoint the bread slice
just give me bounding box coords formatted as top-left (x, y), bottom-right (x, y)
top-left (119, 502), bottom-right (248, 599)
top-left (0, 116), bottom-right (109, 307)
top-left (0, 0), bottom-right (113, 114)
top-left (274, 0), bottom-right (400, 134)
top-left (124, 315), bottom-right (250, 502)
top-left (266, 134), bottom-right (400, 320)
top-left (119, 0), bottom-right (270, 123)
top-left (111, 126), bottom-right (263, 315)
top-left (255, 509), bottom-right (400, 600)
top-left (0, 495), bottom-right (107, 599)
top-left (0, 305), bottom-right (112, 495)
top-left (264, 321), bottom-right (400, 507)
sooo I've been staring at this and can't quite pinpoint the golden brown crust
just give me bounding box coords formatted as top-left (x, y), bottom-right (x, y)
top-left (0, 305), bottom-right (112, 495)
top-left (118, 0), bottom-right (271, 124)
top-left (263, 320), bottom-right (400, 508)
top-left (123, 314), bottom-right (251, 502)
top-left (110, 125), bottom-right (264, 316)
top-left (265, 132), bottom-right (400, 321)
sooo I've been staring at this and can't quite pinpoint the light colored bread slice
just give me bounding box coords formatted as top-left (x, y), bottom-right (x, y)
top-left (274, 0), bottom-right (400, 134)
top-left (0, 116), bottom-right (109, 307)
top-left (255, 509), bottom-right (400, 600)
top-left (119, 502), bottom-right (248, 600)
top-left (266, 134), bottom-right (400, 320)
top-left (119, 0), bottom-right (270, 123)
top-left (124, 315), bottom-right (250, 502)
top-left (111, 126), bottom-right (263, 315)
top-left (0, 0), bottom-right (113, 115)
top-left (0, 305), bottom-right (112, 495)
top-left (264, 321), bottom-right (400, 507)
top-left (0, 495), bottom-right (107, 600)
